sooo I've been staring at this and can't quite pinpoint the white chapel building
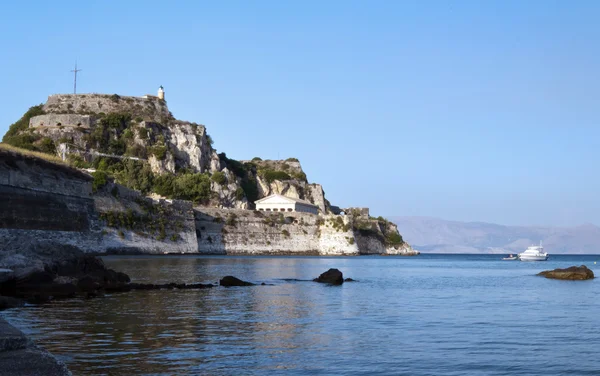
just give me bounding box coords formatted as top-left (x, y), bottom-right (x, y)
top-left (255, 194), bottom-right (319, 214)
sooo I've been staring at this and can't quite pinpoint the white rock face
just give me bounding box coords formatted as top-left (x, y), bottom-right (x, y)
top-left (168, 122), bottom-right (214, 173)
top-left (210, 169), bottom-right (248, 209)
top-left (195, 209), bottom-right (359, 255)
top-left (257, 177), bottom-right (301, 199)
top-left (307, 184), bottom-right (327, 213)
top-left (148, 153), bottom-right (176, 175)
top-left (385, 243), bottom-right (420, 255)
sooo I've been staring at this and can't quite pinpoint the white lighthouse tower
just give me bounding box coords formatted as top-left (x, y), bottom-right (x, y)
top-left (158, 85), bottom-right (165, 100)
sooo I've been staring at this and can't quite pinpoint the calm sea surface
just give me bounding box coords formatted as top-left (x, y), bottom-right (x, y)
top-left (3, 254), bottom-right (600, 375)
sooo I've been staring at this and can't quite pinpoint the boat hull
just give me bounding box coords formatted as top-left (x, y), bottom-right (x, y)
top-left (518, 255), bottom-right (549, 261)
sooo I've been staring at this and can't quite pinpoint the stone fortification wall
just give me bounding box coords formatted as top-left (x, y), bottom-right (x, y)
top-left (29, 114), bottom-right (94, 128)
top-left (0, 150), bottom-right (413, 258)
top-left (43, 94), bottom-right (171, 123)
top-left (0, 150), bottom-right (197, 255)
top-left (0, 150), bottom-right (103, 254)
top-left (0, 149), bottom-right (92, 198)
top-left (194, 208), bottom-right (359, 255)
top-left (93, 183), bottom-right (198, 254)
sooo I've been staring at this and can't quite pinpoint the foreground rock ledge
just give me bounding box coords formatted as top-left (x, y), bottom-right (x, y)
top-left (0, 317), bottom-right (71, 376)
top-left (538, 265), bottom-right (595, 280)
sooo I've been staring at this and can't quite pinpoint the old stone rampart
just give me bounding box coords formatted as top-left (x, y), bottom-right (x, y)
top-left (29, 114), bottom-right (94, 128)
top-left (0, 150), bottom-right (197, 255)
top-left (43, 94), bottom-right (170, 123)
top-left (0, 150), bottom-right (415, 258)
top-left (194, 208), bottom-right (359, 255)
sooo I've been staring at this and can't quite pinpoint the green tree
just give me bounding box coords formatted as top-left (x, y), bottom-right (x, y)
top-left (2, 104), bottom-right (44, 140)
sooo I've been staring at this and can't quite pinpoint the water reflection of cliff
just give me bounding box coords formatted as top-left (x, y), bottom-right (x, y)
top-left (5, 256), bottom-right (344, 375)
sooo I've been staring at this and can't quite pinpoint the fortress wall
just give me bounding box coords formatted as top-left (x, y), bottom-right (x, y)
top-left (29, 114), bottom-right (94, 128)
top-left (0, 150), bottom-right (197, 255)
top-left (194, 208), bottom-right (360, 255)
top-left (43, 94), bottom-right (170, 123)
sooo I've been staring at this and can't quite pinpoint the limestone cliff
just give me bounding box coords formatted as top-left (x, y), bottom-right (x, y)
top-left (14, 95), bottom-right (326, 211)
top-left (1, 91), bottom-right (416, 257)
top-left (0, 148), bottom-right (418, 258)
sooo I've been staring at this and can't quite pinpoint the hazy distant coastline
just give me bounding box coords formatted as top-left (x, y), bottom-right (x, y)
top-left (390, 216), bottom-right (600, 254)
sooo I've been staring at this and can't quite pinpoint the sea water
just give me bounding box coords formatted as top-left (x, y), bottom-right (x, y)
top-left (3, 254), bottom-right (600, 375)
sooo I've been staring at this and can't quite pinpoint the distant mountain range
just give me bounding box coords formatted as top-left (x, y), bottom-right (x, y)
top-left (390, 216), bottom-right (600, 254)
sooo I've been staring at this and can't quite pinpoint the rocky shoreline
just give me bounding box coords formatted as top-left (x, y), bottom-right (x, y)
top-left (0, 317), bottom-right (71, 376)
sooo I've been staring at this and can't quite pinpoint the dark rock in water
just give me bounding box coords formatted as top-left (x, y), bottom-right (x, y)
top-left (3, 254), bottom-right (132, 302)
top-left (125, 282), bottom-right (213, 291)
top-left (344, 278), bottom-right (356, 282)
top-left (17, 270), bottom-right (54, 285)
top-left (0, 269), bottom-right (14, 284)
top-left (538, 265), bottom-right (594, 280)
top-left (313, 269), bottom-right (344, 285)
top-left (27, 294), bottom-right (51, 304)
top-left (77, 275), bottom-right (102, 292)
top-left (0, 277), bottom-right (16, 297)
top-left (45, 283), bottom-right (78, 299)
top-left (220, 276), bottom-right (255, 287)
top-left (0, 296), bottom-right (24, 310)
top-left (128, 283), bottom-right (155, 290)
top-left (177, 283), bottom-right (214, 289)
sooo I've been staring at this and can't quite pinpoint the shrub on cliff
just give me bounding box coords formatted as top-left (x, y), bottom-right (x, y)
top-left (225, 213), bottom-right (237, 227)
top-left (37, 137), bottom-right (56, 155)
top-left (114, 160), bottom-right (154, 194)
top-left (235, 187), bottom-right (245, 200)
top-left (260, 169), bottom-right (291, 183)
top-left (2, 133), bottom-right (41, 151)
top-left (211, 171), bottom-right (227, 185)
top-left (218, 153), bottom-right (258, 203)
top-left (293, 171), bottom-right (307, 182)
top-left (154, 172), bottom-right (212, 204)
top-left (149, 145), bottom-right (168, 160)
top-left (92, 171), bottom-right (108, 192)
top-left (385, 232), bottom-right (404, 246)
top-left (2, 104), bottom-right (44, 140)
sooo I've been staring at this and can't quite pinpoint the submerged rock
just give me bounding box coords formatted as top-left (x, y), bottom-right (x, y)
top-left (219, 276), bottom-right (255, 287)
top-left (0, 296), bottom-right (24, 310)
top-left (538, 265), bottom-right (594, 280)
top-left (313, 269), bottom-right (344, 285)
top-left (0, 269), bottom-right (14, 284)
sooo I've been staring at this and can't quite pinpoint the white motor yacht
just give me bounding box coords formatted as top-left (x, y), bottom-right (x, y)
top-left (518, 242), bottom-right (549, 261)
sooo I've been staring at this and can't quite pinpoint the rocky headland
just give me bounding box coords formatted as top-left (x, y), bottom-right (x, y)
top-left (1, 91), bottom-right (417, 264)
top-left (0, 90), bottom-right (418, 336)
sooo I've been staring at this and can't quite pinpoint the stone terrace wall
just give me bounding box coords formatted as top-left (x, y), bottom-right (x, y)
top-left (94, 183), bottom-right (198, 254)
top-left (0, 150), bottom-right (103, 253)
top-left (43, 94), bottom-right (171, 123)
top-left (0, 150), bottom-right (197, 255)
top-left (194, 208), bottom-right (359, 255)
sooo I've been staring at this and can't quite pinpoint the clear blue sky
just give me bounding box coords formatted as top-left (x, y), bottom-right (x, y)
top-left (1, 1), bottom-right (599, 227)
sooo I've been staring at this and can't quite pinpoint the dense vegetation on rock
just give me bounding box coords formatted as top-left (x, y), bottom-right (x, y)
top-left (2, 104), bottom-right (57, 153)
top-left (1, 96), bottom-right (376, 226)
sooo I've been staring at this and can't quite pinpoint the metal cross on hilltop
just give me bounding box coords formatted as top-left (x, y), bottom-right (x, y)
top-left (70, 62), bottom-right (82, 94)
